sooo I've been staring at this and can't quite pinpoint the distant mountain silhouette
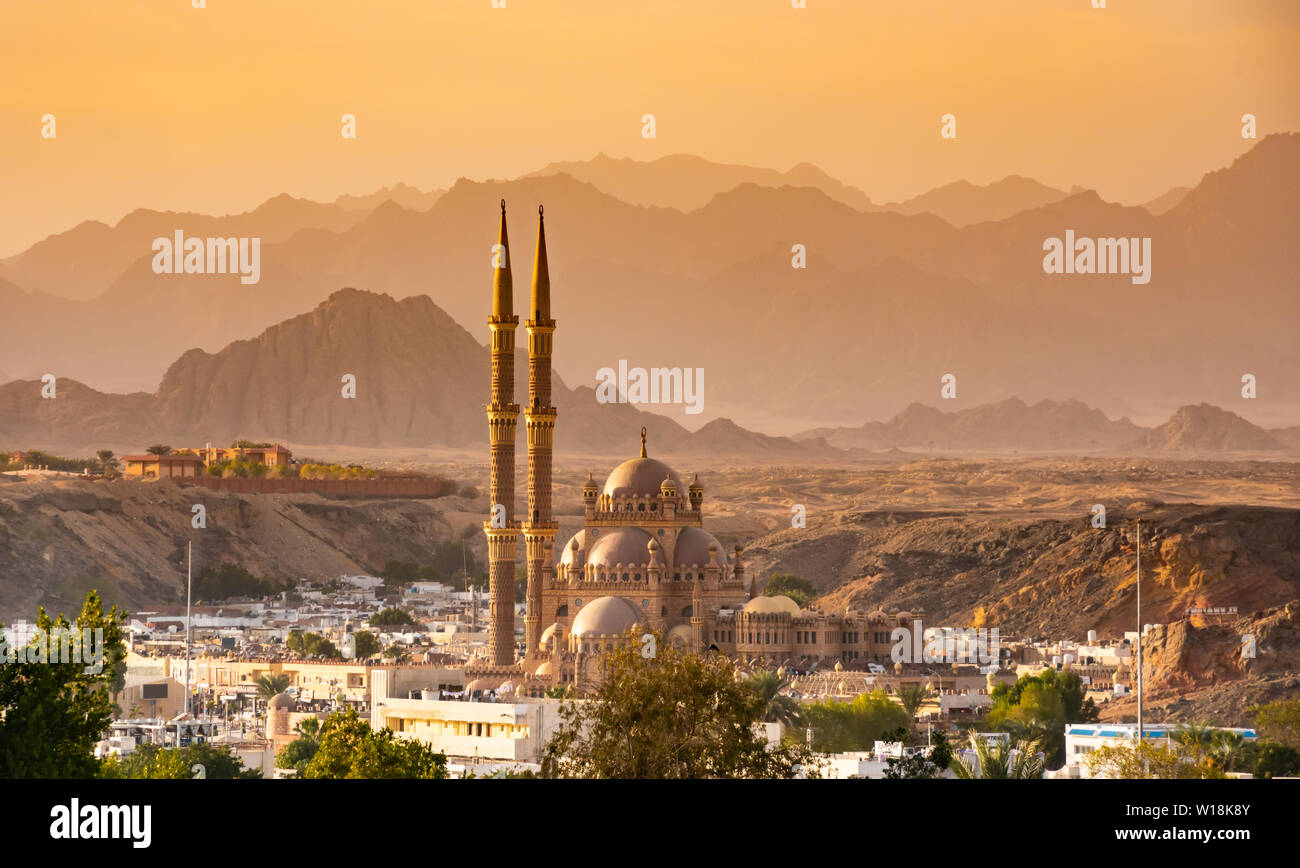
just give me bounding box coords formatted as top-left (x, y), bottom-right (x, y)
top-left (525, 152), bottom-right (875, 212)
top-left (0, 194), bottom-right (372, 302)
top-left (0, 289), bottom-right (842, 459)
top-left (1129, 404), bottom-right (1286, 453)
top-left (797, 397), bottom-right (1145, 451)
top-left (1140, 185), bottom-right (1192, 215)
top-left (0, 135), bottom-right (1296, 430)
top-left (332, 183), bottom-right (444, 213)
top-left (1, 293), bottom-right (1290, 457)
top-left (883, 175), bottom-right (1074, 226)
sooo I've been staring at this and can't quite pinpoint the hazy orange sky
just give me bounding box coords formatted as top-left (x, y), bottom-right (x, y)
top-left (3, 0), bottom-right (1297, 256)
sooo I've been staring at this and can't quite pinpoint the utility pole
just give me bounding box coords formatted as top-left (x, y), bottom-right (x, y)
top-left (184, 540), bottom-right (193, 720)
top-left (1135, 519), bottom-right (1143, 744)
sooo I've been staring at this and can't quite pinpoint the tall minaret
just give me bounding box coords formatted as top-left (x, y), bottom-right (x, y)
top-left (523, 205), bottom-right (557, 663)
top-left (485, 200), bottom-right (520, 666)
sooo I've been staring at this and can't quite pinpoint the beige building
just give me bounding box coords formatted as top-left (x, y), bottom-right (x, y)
top-left (122, 453), bottom-right (205, 478)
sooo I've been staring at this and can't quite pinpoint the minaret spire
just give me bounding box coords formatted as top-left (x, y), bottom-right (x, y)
top-left (484, 199), bottom-right (520, 667)
top-left (492, 198), bottom-right (513, 319)
top-left (523, 204), bottom-right (558, 666)
top-left (531, 204), bottom-right (550, 322)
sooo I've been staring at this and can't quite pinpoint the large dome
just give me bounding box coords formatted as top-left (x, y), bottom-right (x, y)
top-left (603, 457), bottom-right (683, 499)
top-left (674, 526), bottom-right (724, 568)
top-left (571, 596), bottom-right (645, 637)
top-left (586, 527), bottom-right (654, 568)
top-left (743, 595), bottom-right (802, 617)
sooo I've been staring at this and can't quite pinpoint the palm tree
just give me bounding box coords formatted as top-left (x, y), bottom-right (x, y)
top-left (747, 670), bottom-right (802, 729)
top-left (96, 450), bottom-right (120, 478)
top-left (294, 717), bottom-right (320, 741)
top-left (1210, 730), bottom-right (1247, 773)
top-left (145, 444), bottom-right (172, 456)
top-left (255, 673), bottom-right (291, 700)
top-left (896, 683), bottom-right (933, 727)
top-left (951, 733), bottom-right (1045, 779)
top-left (1175, 722), bottom-right (1217, 763)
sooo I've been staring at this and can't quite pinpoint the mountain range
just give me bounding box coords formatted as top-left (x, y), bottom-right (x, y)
top-left (0, 135), bottom-right (1296, 435)
top-left (0, 289), bottom-right (1293, 459)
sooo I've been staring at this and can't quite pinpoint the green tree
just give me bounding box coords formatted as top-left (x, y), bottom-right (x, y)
top-left (987, 668), bottom-right (1095, 768)
top-left (951, 733), bottom-right (1045, 779)
top-left (101, 742), bottom-right (259, 779)
top-left (1253, 742), bottom-right (1300, 779)
top-left (370, 607), bottom-right (416, 628)
top-left (895, 683), bottom-right (933, 728)
top-left (145, 444), bottom-right (172, 455)
top-left (96, 450), bottom-right (120, 478)
top-left (801, 690), bottom-right (910, 753)
top-left (763, 574), bottom-right (815, 608)
top-left (883, 752), bottom-right (940, 779)
top-left (929, 731), bottom-right (953, 770)
top-left (1084, 739), bottom-right (1224, 779)
top-left (286, 631), bottom-right (340, 659)
top-left (352, 631), bottom-right (381, 659)
top-left (0, 590), bottom-right (128, 778)
top-left (1251, 699), bottom-right (1300, 751)
top-left (300, 709), bottom-right (447, 779)
top-left (541, 631), bottom-right (815, 779)
top-left (746, 669), bottom-right (802, 729)
top-left (255, 673), bottom-right (291, 700)
top-left (275, 718), bottom-right (322, 773)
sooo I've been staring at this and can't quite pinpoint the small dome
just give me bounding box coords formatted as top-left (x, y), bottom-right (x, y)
top-left (540, 622), bottom-right (558, 646)
top-left (868, 610), bottom-right (888, 622)
top-left (587, 527), bottom-right (654, 568)
top-left (896, 611), bottom-right (913, 621)
top-left (535, 661), bottom-right (552, 676)
top-left (571, 596), bottom-right (645, 637)
top-left (666, 624), bottom-right (694, 646)
top-left (269, 692), bottom-right (295, 709)
top-left (833, 660), bottom-right (844, 672)
top-left (743, 595), bottom-right (802, 617)
top-left (660, 474), bottom-right (677, 494)
top-left (674, 526), bottom-right (725, 568)
top-left (560, 530), bottom-right (590, 568)
top-left (604, 457), bottom-right (682, 499)
top-left (688, 473), bottom-right (703, 492)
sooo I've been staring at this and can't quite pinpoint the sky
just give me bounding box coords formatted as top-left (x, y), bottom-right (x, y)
top-left (2, 0), bottom-right (1297, 256)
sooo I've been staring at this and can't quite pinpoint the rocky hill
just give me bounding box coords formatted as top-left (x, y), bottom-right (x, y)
top-left (0, 288), bottom-right (844, 461)
top-left (1129, 403), bottom-right (1286, 453)
top-left (0, 476), bottom-right (489, 622)
top-left (743, 502), bottom-right (1300, 640)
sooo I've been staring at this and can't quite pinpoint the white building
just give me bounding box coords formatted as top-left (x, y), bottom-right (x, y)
top-left (1059, 723), bottom-right (1257, 778)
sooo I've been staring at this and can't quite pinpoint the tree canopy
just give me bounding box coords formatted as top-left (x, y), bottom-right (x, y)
top-left (541, 631), bottom-right (815, 778)
top-left (764, 574), bottom-right (815, 608)
top-left (300, 709), bottom-right (447, 779)
top-left (0, 590), bottom-right (127, 778)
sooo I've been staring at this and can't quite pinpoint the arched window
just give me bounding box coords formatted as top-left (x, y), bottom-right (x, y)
top-left (621, 572), bottom-right (630, 582)
top-left (637, 503), bottom-right (646, 512)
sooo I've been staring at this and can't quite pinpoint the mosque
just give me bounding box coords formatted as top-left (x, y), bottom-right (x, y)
top-left (468, 203), bottom-right (924, 695)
